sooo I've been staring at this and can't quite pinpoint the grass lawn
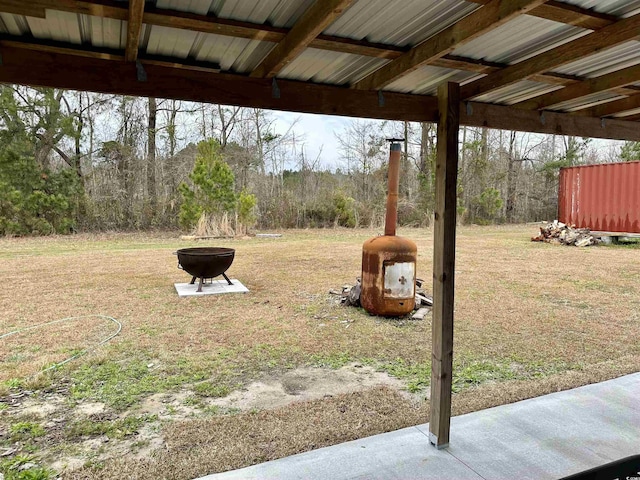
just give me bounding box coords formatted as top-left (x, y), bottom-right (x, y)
top-left (0, 225), bottom-right (639, 479)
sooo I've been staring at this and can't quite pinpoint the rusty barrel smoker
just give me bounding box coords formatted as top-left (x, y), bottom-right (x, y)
top-left (361, 139), bottom-right (417, 316)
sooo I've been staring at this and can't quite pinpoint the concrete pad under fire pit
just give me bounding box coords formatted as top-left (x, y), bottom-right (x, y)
top-left (174, 279), bottom-right (248, 297)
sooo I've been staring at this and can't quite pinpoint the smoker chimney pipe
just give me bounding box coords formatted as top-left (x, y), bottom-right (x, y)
top-left (384, 141), bottom-right (402, 236)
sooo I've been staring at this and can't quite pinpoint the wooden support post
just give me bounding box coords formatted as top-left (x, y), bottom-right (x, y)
top-left (429, 82), bottom-right (460, 449)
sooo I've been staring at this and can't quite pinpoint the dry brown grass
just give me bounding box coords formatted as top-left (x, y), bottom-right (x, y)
top-left (67, 355), bottom-right (640, 480)
top-left (0, 225), bottom-right (639, 477)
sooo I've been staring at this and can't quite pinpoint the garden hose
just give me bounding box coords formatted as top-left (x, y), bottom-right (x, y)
top-left (0, 315), bottom-right (122, 377)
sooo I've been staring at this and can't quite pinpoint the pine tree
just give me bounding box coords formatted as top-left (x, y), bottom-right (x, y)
top-left (178, 139), bottom-right (236, 229)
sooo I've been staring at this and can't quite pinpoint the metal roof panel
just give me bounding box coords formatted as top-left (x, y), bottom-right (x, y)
top-left (551, 41), bottom-right (640, 77)
top-left (551, 91), bottom-right (626, 111)
top-left (279, 48), bottom-right (386, 84)
top-left (0, 13), bottom-right (28, 35)
top-left (385, 65), bottom-right (480, 95)
top-left (554, 0), bottom-right (640, 17)
top-left (473, 80), bottom-right (560, 105)
top-left (208, 0), bottom-right (314, 28)
top-left (324, 0), bottom-right (478, 47)
top-left (27, 10), bottom-right (82, 44)
top-left (452, 15), bottom-right (589, 65)
top-left (86, 15), bottom-right (126, 49)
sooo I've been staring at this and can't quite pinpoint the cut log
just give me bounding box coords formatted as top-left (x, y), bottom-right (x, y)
top-left (532, 220), bottom-right (598, 247)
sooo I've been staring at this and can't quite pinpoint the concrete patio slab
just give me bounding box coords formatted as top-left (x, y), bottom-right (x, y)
top-left (174, 279), bottom-right (248, 297)
top-left (200, 372), bottom-right (640, 480)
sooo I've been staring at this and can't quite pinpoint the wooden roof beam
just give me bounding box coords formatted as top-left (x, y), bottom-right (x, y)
top-left (461, 100), bottom-right (640, 140)
top-left (460, 13), bottom-right (640, 100)
top-left (0, 45), bottom-right (439, 122)
top-left (250, 0), bottom-right (355, 78)
top-left (514, 63), bottom-right (640, 110)
top-left (351, 0), bottom-right (547, 91)
top-left (0, 1), bottom-right (624, 80)
top-left (3, 1), bottom-right (621, 69)
top-left (2, 44), bottom-right (640, 141)
top-left (125, 0), bottom-right (145, 62)
top-left (466, 0), bottom-right (616, 30)
top-left (7, 32), bottom-right (640, 101)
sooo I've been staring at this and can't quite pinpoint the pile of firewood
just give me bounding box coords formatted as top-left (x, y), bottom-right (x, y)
top-left (531, 220), bottom-right (599, 247)
top-left (330, 278), bottom-right (433, 320)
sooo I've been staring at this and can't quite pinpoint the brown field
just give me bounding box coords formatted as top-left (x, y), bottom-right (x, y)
top-left (0, 225), bottom-right (639, 478)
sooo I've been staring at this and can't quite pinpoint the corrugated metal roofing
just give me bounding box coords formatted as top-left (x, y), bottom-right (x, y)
top-left (558, 0), bottom-right (640, 17)
top-left (612, 107), bottom-right (640, 117)
top-left (550, 91), bottom-right (627, 112)
top-left (385, 66), bottom-right (479, 95)
top-left (1, 0), bottom-right (640, 116)
top-left (279, 48), bottom-right (386, 85)
top-left (452, 15), bottom-right (588, 65)
top-left (324, 0), bottom-right (478, 47)
top-left (551, 41), bottom-right (640, 77)
top-left (84, 16), bottom-right (125, 50)
top-left (27, 10), bottom-right (83, 44)
top-left (211, 0), bottom-right (314, 28)
top-left (473, 80), bottom-right (560, 105)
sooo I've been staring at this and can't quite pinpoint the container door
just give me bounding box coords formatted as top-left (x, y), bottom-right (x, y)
top-left (383, 261), bottom-right (415, 299)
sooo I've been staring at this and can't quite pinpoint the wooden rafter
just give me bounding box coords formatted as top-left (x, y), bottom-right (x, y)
top-left (12, 0), bottom-right (616, 39)
top-left (250, 0), bottom-right (355, 78)
top-left (573, 93), bottom-right (640, 118)
top-left (125, 0), bottom-right (145, 62)
top-left (514, 63), bottom-right (640, 111)
top-left (0, 1), bottom-right (624, 79)
top-left (0, 0), bottom-right (46, 17)
top-left (467, 0), bottom-right (616, 30)
top-left (352, 0), bottom-right (547, 91)
top-left (1, 0), bottom-right (633, 93)
top-left (460, 13), bottom-right (640, 100)
top-left (5, 32), bottom-right (640, 119)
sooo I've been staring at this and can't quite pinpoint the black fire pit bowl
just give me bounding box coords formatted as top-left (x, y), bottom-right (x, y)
top-left (176, 247), bottom-right (235, 292)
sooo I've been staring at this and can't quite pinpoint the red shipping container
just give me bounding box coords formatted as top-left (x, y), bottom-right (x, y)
top-left (558, 161), bottom-right (640, 234)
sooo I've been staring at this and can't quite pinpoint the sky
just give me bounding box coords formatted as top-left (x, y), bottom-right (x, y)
top-left (271, 111), bottom-right (352, 170)
top-left (268, 110), bottom-right (627, 170)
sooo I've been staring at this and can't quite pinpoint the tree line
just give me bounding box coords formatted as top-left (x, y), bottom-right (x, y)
top-left (0, 85), bottom-right (637, 236)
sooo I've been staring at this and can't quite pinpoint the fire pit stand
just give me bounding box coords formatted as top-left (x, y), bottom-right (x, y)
top-left (188, 272), bottom-right (233, 292)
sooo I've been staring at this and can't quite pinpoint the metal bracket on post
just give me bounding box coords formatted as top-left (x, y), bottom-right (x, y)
top-left (539, 111), bottom-right (546, 125)
top-left (272, 78), bottom-right (280, 99)
top-left (136, 60), bottom-right (147, 82)
top-left (429, 432), bottom-right (449, 450)
top-left (601, 118), bottom-right (606, 128)
top-left (465, 102), bottom-right (472, 116)
top-left (378, 90), bottom-right (385, 107)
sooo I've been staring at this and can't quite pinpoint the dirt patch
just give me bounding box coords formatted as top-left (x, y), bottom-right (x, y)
top-left (212, 363), bottom-right (407, 411)
top-left (75, 402), bottom-right (106, 417)
top-left (136, 391), bottom-right (200, 419)
top-left (67, 385), bottom-right (427, 480)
